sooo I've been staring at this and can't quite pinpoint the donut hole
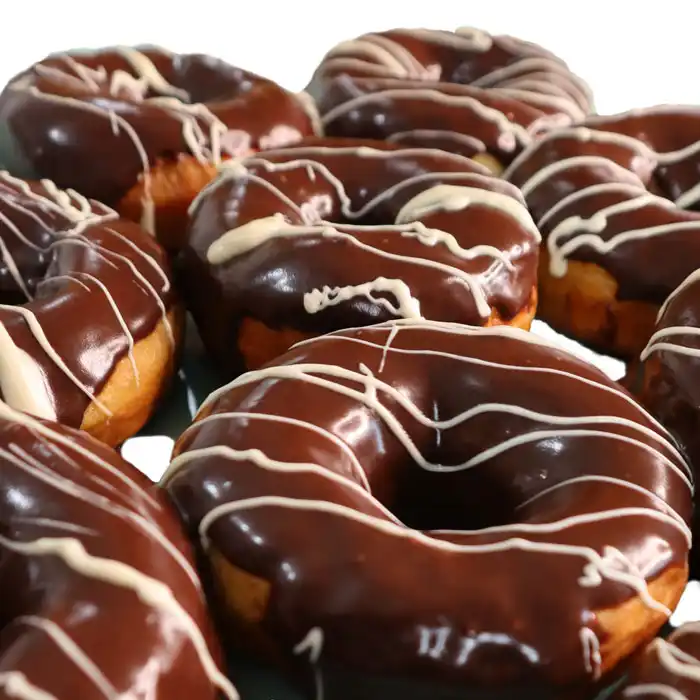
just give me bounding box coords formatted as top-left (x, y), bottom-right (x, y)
top-left (388, 462), bottom-right (518, 532)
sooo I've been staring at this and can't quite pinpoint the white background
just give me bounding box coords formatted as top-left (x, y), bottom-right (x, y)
top-left (3, 0), bottom-right (700, 114)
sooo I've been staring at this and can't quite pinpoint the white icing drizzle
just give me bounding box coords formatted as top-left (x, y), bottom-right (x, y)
top-left (202, 146), bottom-right (536, 319)
top-left (176, 410), bottom-right (372, 492)
top-left (10, 516), bottom-right (95, 536)
top-left (183, 319), bottom-right (691, 677)
top-left (579, 627), bottom-right (602, 680)
top-left (642, 269), bottom-right (700, 362)
top-left (294, 628), bottom-right (325, 700)
top-left (0, 673), bottom-right (57, 700)
top-left (0, 321), bottom-right (56, 420)
top-left (625, 684), bottom-right (688, 700)
top-left (304, 278), bottom-right (421, 319)
top-left (395, 183), bottom-right (541, 243)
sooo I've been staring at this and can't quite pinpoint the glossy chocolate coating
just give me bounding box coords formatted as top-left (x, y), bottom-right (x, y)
top-left (307, 28), bottom-right (593, 160)
top-left (0, 46), bottom-right (316, 205)
top-left (0, 173), bottom-right (175, 428)
top-left (0, 405), bottom-right (235, 699)
top-left (181, 137), bottom-right (539, 375)
top-left (162, 319), bottom-right (691, 699)
top-left (614, 623), bottom-right (700, 700)
top-left (506, 109), bottom-right (700, 305)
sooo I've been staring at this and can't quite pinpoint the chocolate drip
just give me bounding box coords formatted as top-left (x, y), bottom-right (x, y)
top-left (181, 138), bottom-right (539, 374)
top-left (0, 173), bottom-right (175, 428)
top-left (162, 319), bottom-right (691, 698)
top-left (0, 405), bottom-right (236, 699)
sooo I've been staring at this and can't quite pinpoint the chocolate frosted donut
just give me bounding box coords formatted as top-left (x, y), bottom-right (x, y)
top-left (614, 624), bottom-right (700, 699)
top-left (0, 45), bottom-right (319, 250)
top-left (0, 172), bottom-right (179, 446)
top-left (307, 28), bottom-right (593, 169)
top-left (0, 403), bottom-right (236, 699)
top-left (505, 107), bottom-right (700, 358)
top-left (161, 319), bottom-right (691, 699)
top-left (182, 137), bottom-right (540, 373)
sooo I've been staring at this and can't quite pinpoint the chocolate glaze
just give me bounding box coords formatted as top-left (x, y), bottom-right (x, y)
top-left (161, 319), bottom-right (692, 699)
top-left (613, 623), bottom-right (700, 700)
top-left (505, 108), bottom-right (700, 306)
top-left (0, 172), bottom-right (176, 429)
top-left (181, 137), bottom-right (539, 375)
top-left (0, 404), bottom-right (236, 699)
top-left (0, 46), bottom-right (317, 212)
top-left (307, 28), bottom-right (594, 160)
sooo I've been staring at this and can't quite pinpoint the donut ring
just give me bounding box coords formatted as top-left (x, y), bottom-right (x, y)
top-left (307, 27), bottom-right (594, 169)
top-left (162, 319), bottom-right (691, 698)
top-left (614, 624), bottom-right (700, 699)
top-left (0, 45), bottom-right (319, 251)
top-left (0, 403), bottom-right (236, 699)
top-left (505, 107), bottom-right (700, 359)
top-left (0, 172), bottom-right (180, 446)
top-left (182, 137), bottom-right (540, 374)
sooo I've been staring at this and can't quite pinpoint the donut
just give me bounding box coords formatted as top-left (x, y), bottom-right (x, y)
top-left (161, 319), bottom-right (691, 698)
top-left (0, 402), bottom-right (237, 699)
top-left (0, 45), bottom-right (319, 251)
top-left (307, 27), bottom-right (594, 170)
top-left (0, 171), bottom-right (180, 447)
top-left (505, 107), bottom-right (700, 359)
top-left (614, 624), bottom-right (700, 699)
top-left (182, 137), bottom-right (540, 374)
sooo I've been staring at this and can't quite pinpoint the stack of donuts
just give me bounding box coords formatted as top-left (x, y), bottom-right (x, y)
top-left (0, 25), bottom-right (699, 700)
